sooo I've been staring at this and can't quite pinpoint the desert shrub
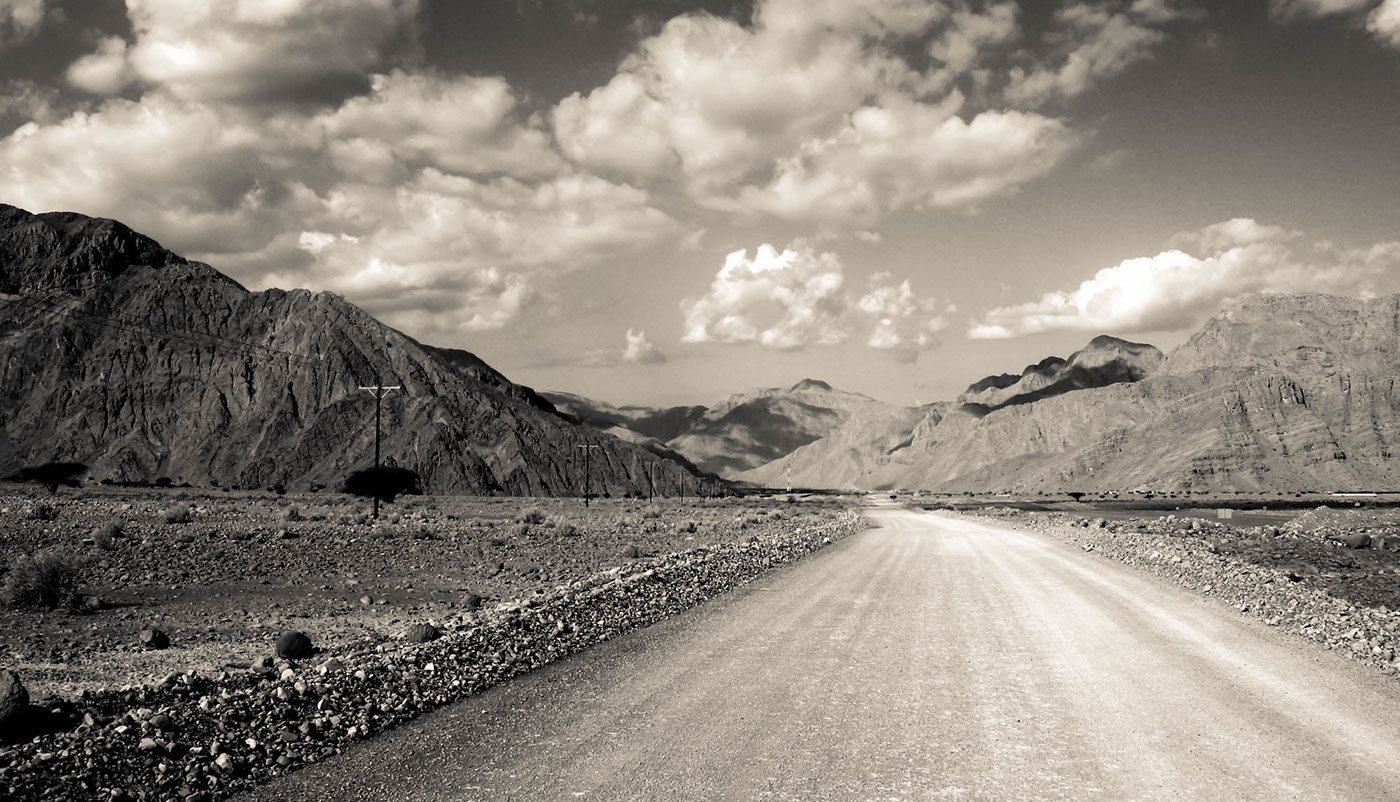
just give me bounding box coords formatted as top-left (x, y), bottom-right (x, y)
top-left (280, 506), bottom-right (303, 523)
top-left (680, 520), bottom-right (698, 533)
top-left (3, 549), bottom-right (85, 611)
top-left (519, 507), bottom-right (546, 524)
top-left (93, 520), bottom-right (124, 550)
top-left (556, 521), bottom-right (578, 537)
top-left (642, 508), bottom-right (661, 520)
top-left (514, 522), bottom-right (531, 537)
top-left (411, 524), bottom-right (436, 541)
top-left (27, 503), bottom-right (58, 521)
top-left (162, 504), bottom-right (194, 524)
top-left (7, 461), bottom-right (86, 494)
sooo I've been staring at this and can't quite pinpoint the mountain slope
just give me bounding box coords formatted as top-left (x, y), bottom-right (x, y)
top-left (0, 205), bottom-right (715, 496)
top-left (541, 391), bottom-right (708, 443)
top-left (958, 335), bottom-right (1164, 414)
top-left (873, 294), bottom-right (1400, 492)
top-left (664, 379), bottom-right (891, 477)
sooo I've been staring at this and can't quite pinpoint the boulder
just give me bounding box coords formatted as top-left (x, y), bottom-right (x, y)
top-left (0, 669), bottom-right (29, 731)
top-left (276, 631), bottom-right (314, 660)
top-left (140, 628), bottom-right (170, 650)
top-left (404, 623), bottom-right (441, 643)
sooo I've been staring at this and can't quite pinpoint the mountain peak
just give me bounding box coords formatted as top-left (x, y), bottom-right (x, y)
top-left (790, 378), bottom-right (834, 392)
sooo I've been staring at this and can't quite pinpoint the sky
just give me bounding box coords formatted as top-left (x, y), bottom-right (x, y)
top-left (1, 0), bottom-right (1398, 408)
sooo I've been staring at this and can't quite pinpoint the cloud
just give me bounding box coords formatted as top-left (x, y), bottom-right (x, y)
top-left (0, 0), bottom-right (44, 47)
top-left (622, 328), bottom-right (668, 364)
top-left (1369, 0), bottom-right (1400, 46)
top-left (681, 242), bottom-right (948, 357)
top-left (967, 218), bottom-right (1400, 338)
top-left (553, 0), bottom-right (1078, 225)
top-left (1268, 0), bottom-right (1374, 21)
top-left (682, 244), bottom-right (850, 350)
top-left (733, 99), bottom-right (1078, 224)
top-left (857, 273), bottom-right (953, 362)
top-left (1268, 0), bottom-right (1400, 49)
top-left (1005, 1), bottom-right (1201, 106)
top-left (0, 71), bottom-right (673, 339)
top-left (67, 0), bottom-right (421, 104)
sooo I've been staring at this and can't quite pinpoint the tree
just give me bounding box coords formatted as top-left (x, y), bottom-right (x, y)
top-left (342, 466), bottom-right (422, 505)
top-left (1066, 491), bottom-right (1087, 502)
top-left (7, 462), bottom-right (87, 494)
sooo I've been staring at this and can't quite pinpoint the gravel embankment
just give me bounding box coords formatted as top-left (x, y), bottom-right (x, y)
top-left (0, 510), bottom-right (861, 801)
top-left (969, 508), bottom-right (1400, 678)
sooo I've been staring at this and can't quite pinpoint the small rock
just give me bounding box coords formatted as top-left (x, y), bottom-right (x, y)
top-left (139, 629), bottom-right (170, 650)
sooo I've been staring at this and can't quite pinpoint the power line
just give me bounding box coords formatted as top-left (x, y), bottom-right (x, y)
top-left (358, 380), bottom-right (402, 519)
top-left (576, 444), bottom-right (601, 506)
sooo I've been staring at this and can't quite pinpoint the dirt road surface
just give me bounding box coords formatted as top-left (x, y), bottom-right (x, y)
top-left (243, 505), bottom-right (1400, 801)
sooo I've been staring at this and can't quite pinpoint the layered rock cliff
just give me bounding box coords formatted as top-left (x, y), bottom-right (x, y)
top-left (0, 205), bottom-right (716, 496)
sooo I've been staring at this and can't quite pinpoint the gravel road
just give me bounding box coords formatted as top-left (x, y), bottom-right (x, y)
top-left (243, 505), bottom-right (1400, 801)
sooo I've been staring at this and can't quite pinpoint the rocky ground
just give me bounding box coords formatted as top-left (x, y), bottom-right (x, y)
top-left (0, 486), bottom-right (861, 801)
top-left (967, 505), bottom-right (1400, 677)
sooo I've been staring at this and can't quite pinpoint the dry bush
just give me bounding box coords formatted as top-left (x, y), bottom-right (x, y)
top-left (3, 549), bottom-right (85, 611)
top-left (92, 519), bottom-right (124, 551)
top-left (27, 503), bottom-right (58, 521)
top-left (279, 506), bottom-right (303, 523)
top-left (519, 507), bottom-right (546, 525)
top-left (162, 504), bottom-right (193, 524)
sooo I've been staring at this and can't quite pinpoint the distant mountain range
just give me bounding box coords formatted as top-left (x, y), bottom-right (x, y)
top-left (0, 205), bottom-right (714, 497)
top-left (554, 297), bottom-right (1400, 493)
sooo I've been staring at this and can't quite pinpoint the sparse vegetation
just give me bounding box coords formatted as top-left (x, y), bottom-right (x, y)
top-left (3, 548), bottom-right (85, 611)
top-left (27, 502), bottom-right (58, 521)
top-left (162, 504), bottom-right (194, 524)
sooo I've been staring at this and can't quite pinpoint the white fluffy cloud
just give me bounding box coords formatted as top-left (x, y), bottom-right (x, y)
top-left (0, 0), bottom-right (44, 47)
top-left (735, 98), bottom-right (1077, 224)
top-left (66, 0), bottom-right (421, 103)
top-left (0, 70), bottom-right (673, 337)
top-left (681, 243), bottom-right (948, 358)
top-left (857, 273), bottom-right (954, 362)
top-left (553, 0), bottom-right (1083, 225)
top-left (682, 244), bottom-right (850, 350)
top-left (1369, 0), bottom-right (1400, 45)
top-left (968, 218), bottom-right (1400, 338)
top-left (622, 329), bottom-right (668, 364)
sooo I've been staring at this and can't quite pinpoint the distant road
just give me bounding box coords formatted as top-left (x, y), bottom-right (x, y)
top-left (245, 505), bottom-right (1400, 801)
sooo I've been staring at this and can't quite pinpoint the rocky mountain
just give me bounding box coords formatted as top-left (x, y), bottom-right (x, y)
top-left (664, 379), bottom-right (896, 477)
top-left (957, 335), bottom-right (1164, 414)
top-left (0, 205), bottom-right (716, 497)
top-left (868, 294), bottom-right (1400, 492)
top-left (541, 391), bottom-right (708, 444)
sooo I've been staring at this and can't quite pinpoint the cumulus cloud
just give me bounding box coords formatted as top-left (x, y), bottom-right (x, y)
top-left (67, 0), bottom-right (421, 103)
top-left (857, 273), bottom-right (954, 362)
top-left (1005, 1), bottom-right (1200, 106)
top-left (1369, 0), bottom-right (1400, 45)
top-left (681, 243), bottom-right (948, 358)
top-left (553, 0), bottom-right (1081, 225)
top-left (0, 71), bottom-right (673, 338)
top-left (734, 99), bottom-right (1077, 225)
top-left (621, 329), bottom-right (668, 364)
top-left (967, 218), bottom-right (1400, 338)
top-left (0, 0), bottom-right (44, 47)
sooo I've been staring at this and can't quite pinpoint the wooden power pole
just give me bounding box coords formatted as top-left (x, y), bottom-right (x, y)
top-left (359, 379), bottom-right (401, 519)
top-left (576, 444), bottom-right (601, 506)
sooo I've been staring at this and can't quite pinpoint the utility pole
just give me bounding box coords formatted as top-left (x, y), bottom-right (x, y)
top-left (359, 379), bottom-right (401, 519)
top-left (576, 444), bottom-right (601, 506)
